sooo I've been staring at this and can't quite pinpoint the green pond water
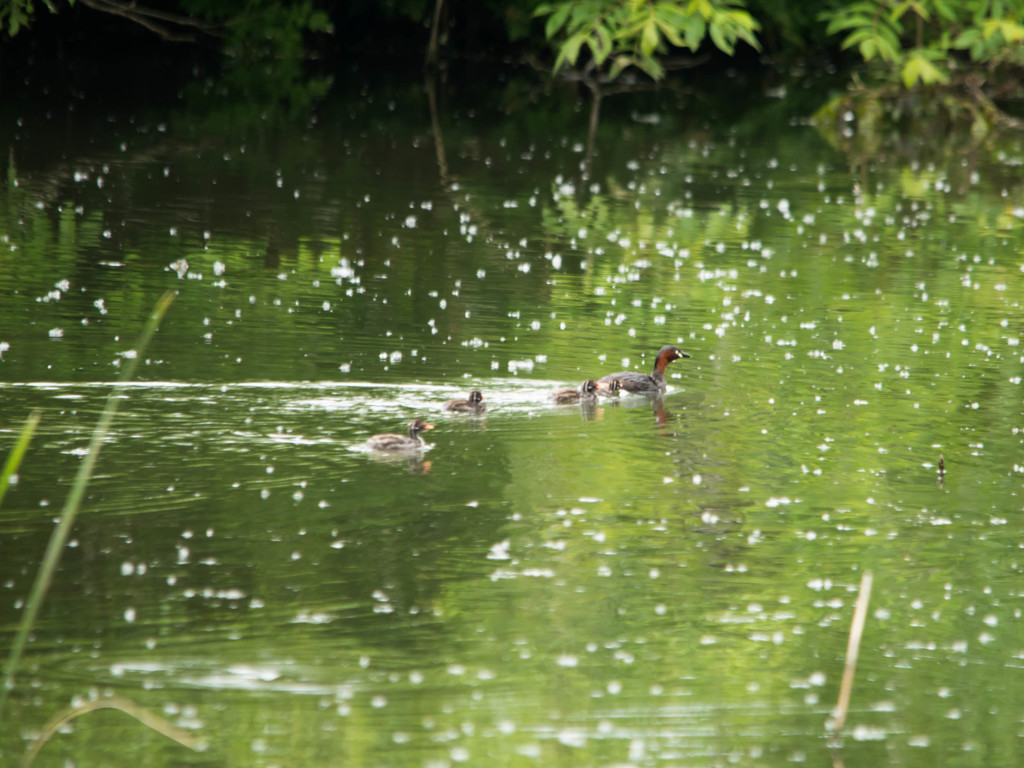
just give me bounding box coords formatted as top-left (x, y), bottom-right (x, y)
top-left (2, 78), bottom-right (1024, 766)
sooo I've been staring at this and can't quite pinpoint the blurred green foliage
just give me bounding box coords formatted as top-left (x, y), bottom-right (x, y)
top-left (3, 0), bottom-right (1024, 116)
top-left (821, 0), bottom-right (1024, 88)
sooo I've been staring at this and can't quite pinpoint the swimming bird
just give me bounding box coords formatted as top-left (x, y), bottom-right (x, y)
top-left (443, 390), bottom-right (485, 414)
top-left (366, 419), bottom-right (434, 451)
top-left (598, 345), bottom-right (690, 393)
top-left (551, 379), bottom-right (600, 404)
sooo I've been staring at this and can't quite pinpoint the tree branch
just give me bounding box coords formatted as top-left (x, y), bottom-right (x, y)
top-left (77, 0), bottom-right (223, 42)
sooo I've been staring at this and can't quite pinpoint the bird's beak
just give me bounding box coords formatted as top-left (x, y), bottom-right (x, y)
top-left (678, 351), bottom-right (691, 359)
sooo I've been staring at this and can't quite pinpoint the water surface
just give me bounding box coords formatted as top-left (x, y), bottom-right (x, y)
top-left (2, 80), bottom-right (1024, 766)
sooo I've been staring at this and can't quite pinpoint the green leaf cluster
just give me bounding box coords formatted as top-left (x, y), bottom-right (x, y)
top-left (0, 0), bottom-right (60, 36)
top-left (534, 0), bottom-right (761, 82)
top-left (822, 0), bottom-right (1024, 88)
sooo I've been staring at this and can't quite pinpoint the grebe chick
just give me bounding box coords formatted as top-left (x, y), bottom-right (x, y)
top-left (551, 379), bottom-right (599, 404)
top-left (443, 390), bottom-right (485, 414)
top-left (366, 419), bottom-right (434, 452)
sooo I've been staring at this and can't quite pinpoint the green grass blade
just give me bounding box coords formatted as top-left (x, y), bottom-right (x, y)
top-left (0, 410), bottom-right (41, 510)
top-left (0, 290), bottom-right (175, 719)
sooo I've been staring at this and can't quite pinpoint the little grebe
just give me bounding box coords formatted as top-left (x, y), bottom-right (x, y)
top-left (598, 345), bottom-right (689, 393)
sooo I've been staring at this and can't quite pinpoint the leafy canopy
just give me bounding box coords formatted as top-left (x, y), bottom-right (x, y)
top-left (534, 0), bottom-right (761, 82)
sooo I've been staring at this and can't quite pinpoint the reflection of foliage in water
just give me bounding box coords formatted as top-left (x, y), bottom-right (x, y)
top-left (5, 84), bottom-right (1024, 766)
top-left (179, 0), bottom-right (334, 129)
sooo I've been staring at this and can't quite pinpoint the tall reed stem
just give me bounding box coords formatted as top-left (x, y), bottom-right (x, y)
top-left (0, 291), bottom-right (175, 718)
top-left (0, 411), bottom-right (41, 511)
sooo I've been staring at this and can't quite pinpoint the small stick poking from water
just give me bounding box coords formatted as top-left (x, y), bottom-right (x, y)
top-left (831, 571), bottom-right (873, 738)
top-left (938, 453), bottom-right (945, 488)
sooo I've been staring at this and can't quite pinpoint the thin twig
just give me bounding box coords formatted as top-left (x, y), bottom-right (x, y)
top-left (425, 75), bottom-right (448, 182)
top-left (831, 571), bottom-right (873, 736)
top-left (425, 0), bottom-right (445, 68)
top-left (20, 694), bottom-right (202, 768)
top-left (77, 0), bottom-right (222, 41)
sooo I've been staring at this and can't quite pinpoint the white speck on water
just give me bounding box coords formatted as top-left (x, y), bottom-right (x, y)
top-left (556, 654), bottom-right (578, 668)
top-left (292, 611), bottom-right (331, 624)
top-left (487, 540), bottom-right (510, 560)
top-left (124, 607), bottom-right (136, 622)
top-left (48, 328), bottom-right (64, 338)
top-left (556, 728), bottom-right (587, 748)
top-left (852, 725), bottom-right (887, 741)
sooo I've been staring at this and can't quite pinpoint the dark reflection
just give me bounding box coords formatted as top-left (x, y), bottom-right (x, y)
top-left (610, 391), bottom-right (674, 427)
top-left (425, 74), bottom-right (448, 184)
top-left (366, 451), bottom-right (433, 475)
top-left (937, 453), bottom-right (945, 488)
top-left (652, 394), bottom-right (669, 426)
